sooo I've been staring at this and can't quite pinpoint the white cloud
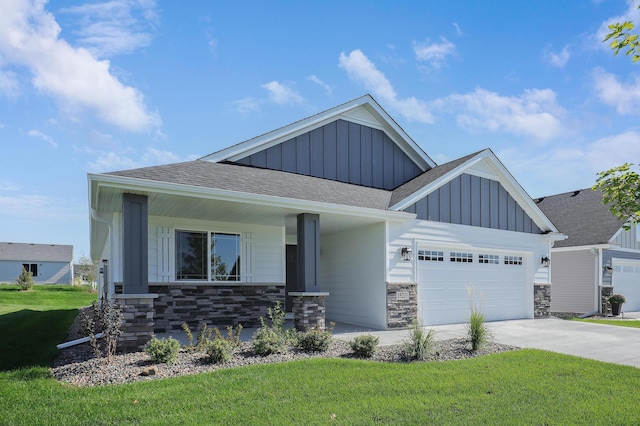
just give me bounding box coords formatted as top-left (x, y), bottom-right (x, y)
top-left (0, 0), bottom-right (160, 132)
top-left (0, 179), bottom-right (19, 191)
top-left (544, 46), bottom-right (570, 68)
top-left (261, 81), bottom-right (303, 105)
top-left (593, 67), bottom-right (640, 115)
top-left (499, 130), bottom-right (640, 197)
top-left (453, 22), bottom-right (462, 37)
top-left (27, 129), bottom-right (57, 148)
top-left (60, 0), bottom-right (158, 58)
top-left (232, 96), bottom-right (261, 115)
top-left (413, 37), bottom-right (456, 68)
top-left (0, 69), bottom-right (20, 98)
top-left (307, 75), bottom-right (332, 94)
top-left (0, 193), bottom-right (81, 220)
top-left (87, 147), bottom-right (194, 172)
top-left (338, 49), bottom-right (433, 123)
top-left (436, 88), bottom-right (566, 140)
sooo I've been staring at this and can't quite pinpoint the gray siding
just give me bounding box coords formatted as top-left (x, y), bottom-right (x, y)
top-left (602, 249), bottom-right (640, 286)
top-left (550, 250), bottom-right (597, 313)
top-left (236, 119), bottom-right (426, 190)
top-left (612, 225), bottom-right (640, 250)
top-left (404, 174), bottom-right (542, 234)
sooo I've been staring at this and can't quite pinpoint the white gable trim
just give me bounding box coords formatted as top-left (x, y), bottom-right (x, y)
top-left (389, 149), bottom-right (560, 233)
top-left (201, 95), bottom-right (436, 170)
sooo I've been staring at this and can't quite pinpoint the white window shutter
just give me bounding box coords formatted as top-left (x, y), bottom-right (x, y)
top-left (157, 226), bottom-right (172, 282)
top-left (243, 232), bottom-right (253, 282)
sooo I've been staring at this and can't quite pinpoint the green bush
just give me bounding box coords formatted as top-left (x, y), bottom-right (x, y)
top-left (402, 321), bottom-right (433, 361)
top-left (16, 267), bottom-right (34, 291)
top-left (468, 310), bottom-right (489, 351)
top-left (206, 339), bottom-right (235, 364)
top-left (252, 326), bottom-right (287, 356)
top-left (350, 335), bottom-right (379, 358)
top-left (144, 337), bottom-right (181, 364)
top-left (297, 327), bottom-right (332, 352)
top-left (213, 324), bottom-right (243, 348)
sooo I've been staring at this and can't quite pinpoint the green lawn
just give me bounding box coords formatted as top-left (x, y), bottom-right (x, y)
top-left (571, 318), bottom-right (640, 329)
top-left (1, 351), bottom-right (640, 425)
top-left (0, 285), bottom-right (96, 370)
top-left (2, 285), bottom-right (640, 425)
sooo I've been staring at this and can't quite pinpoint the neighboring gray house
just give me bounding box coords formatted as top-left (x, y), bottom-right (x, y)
top-left (89, 95), bottom-right (563, 350)
top-left (0, 242), bottom-right (74, 284)
top-left (536, 188), bottom-right (640, 314)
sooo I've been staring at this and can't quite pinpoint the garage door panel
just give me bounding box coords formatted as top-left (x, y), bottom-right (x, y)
top-left (612, 259), bottom-right (640, 312)
top-left (418, 246), bottom-right (528, 325)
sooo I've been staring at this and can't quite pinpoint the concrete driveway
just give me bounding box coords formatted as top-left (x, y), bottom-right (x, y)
top-left (333, 314), bottom-right (640, 368)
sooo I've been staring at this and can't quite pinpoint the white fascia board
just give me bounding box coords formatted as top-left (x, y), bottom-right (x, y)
top-left (89, 173), bottom-right (415, 223)
top-left (551, 244), bottom-right (613, 253)
top-left (201, 95), bottom-right (436, 170)
top-left (390, 149), bottom-right (560, 234)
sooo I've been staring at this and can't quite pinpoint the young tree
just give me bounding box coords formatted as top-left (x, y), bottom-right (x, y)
top-left (594, 164), bottom-right (640, 229)
top-left (604, 2), bottom-right (640, 62)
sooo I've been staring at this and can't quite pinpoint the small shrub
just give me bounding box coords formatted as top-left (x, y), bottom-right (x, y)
top-left (144, 337), bottom-right (181, 364)
top-left (252, 326), bottom-right (287, 356)
top-left (350, 335), bottom-right (379, 358)
top-left (80, 297), bottom-right (123, 362)
top-left (16, 267), bottom-right (34, 291)
top-left (609, 294), bottom-right (626, 304)
top-left (213, 324), bottom-right (244, 348)
top-left (297, 326), bottom-right (332, 353)
top-left (402, 321), bottom-right (433, 361)
top-left (468, 310), bottom-right (489, 351)
top-left (181, 322), bottom-right (195, 348)
top-left (195, 323), bottom-right (213, 350)
top-left (206, 339), bottom-right (235, 364)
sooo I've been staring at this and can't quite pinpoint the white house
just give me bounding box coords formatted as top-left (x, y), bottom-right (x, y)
top-left (89, 95), bottom-right (564, 349)
top-left (0, 242), bottom-right (73, 284)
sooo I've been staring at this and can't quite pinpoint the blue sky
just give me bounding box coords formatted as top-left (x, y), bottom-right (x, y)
top-left (1, 0), bottom-right (640, 260)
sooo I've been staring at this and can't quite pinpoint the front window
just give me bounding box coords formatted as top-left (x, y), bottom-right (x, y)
top-left (22, 263), bottom-right (38, 277)
top-left (176, 230), bottom-right (241, 281)
top-left (211, 233), bottom-right (241, 281)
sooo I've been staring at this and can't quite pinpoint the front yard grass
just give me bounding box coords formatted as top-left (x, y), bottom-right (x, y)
top-left (0, 284), bottom-right (96, 370)
top-left (571, 318), bottom-right (640, 329)
top-left (1, 350), bottom-right (640, 425)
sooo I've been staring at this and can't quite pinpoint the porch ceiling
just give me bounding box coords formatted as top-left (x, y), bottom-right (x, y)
top-left (94, 185), bottom-right (398, 237)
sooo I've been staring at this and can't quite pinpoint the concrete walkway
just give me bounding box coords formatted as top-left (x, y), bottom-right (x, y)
top-left (158, 312), bottom-right (640, 368)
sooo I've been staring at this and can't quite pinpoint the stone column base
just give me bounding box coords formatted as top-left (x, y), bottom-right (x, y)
top-left (289, 292), bottom-right (329, 331)
top-left (600, 285), bottom-right (614, 315)
top-left (115, 293), bottom-right (158, 352)
top-left (534, 283), bottom-right (551, 318)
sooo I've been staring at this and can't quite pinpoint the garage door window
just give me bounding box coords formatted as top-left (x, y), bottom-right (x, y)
top-left (479, 254), bottom-right (499, 264)
top-left (450, 252), bottom-right (473, 263)
top-left (504, 255), bottom-right (523, 265)
top-left (418, 250), bottom-right (444, 261)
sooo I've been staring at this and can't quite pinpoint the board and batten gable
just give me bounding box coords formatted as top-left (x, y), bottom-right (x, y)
top-left (234, 119), bottom-right (426, 190)
top-left (403, 174), bottom-right (542, 234)
top-left (611, 224), bottom-right (640, 250)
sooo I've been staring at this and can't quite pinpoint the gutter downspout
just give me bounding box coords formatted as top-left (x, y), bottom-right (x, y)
top-left (57, 333), bottom-right (104, 350)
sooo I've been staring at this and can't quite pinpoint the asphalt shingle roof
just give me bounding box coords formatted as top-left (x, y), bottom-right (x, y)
top-left (0, 242), bottom-right (73, 262)
top-left (107, 160), bottom-right (393, 211)
top-left (535, 188), bottom-right (624, 248)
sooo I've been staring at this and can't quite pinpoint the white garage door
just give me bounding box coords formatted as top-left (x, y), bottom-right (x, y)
top-left (418, 247), bottom-right (529, 325)
top-left (612, 259), bottom-right (640, 312)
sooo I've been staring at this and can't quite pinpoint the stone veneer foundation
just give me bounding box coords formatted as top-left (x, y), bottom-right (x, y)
top-left (150, 283), bottom-right (285, 333)
top-left (289, 292), bottom-right (329, 331)
top-left (386, 282), bottom-right (417, 328)
top-left (533, 283), bottom-right (551, 318)
top-left (115, 293), bottom-right (158, 352)
top-left (600, 285), bottom-right (614, 315)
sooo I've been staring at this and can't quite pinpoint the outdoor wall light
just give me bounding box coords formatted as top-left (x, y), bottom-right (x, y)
top-left (541, 256), bottom-right (550, 267)
top-left (604, 264), bottom-right (614, 274)
top-left (401, 247), bottom-right (413, 261)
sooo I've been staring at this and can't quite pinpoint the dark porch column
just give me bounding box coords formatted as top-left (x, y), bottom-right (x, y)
top-left (122, 193), bottom-right (148, 294)
top-left (297, 213), bottom-right (320, 292)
